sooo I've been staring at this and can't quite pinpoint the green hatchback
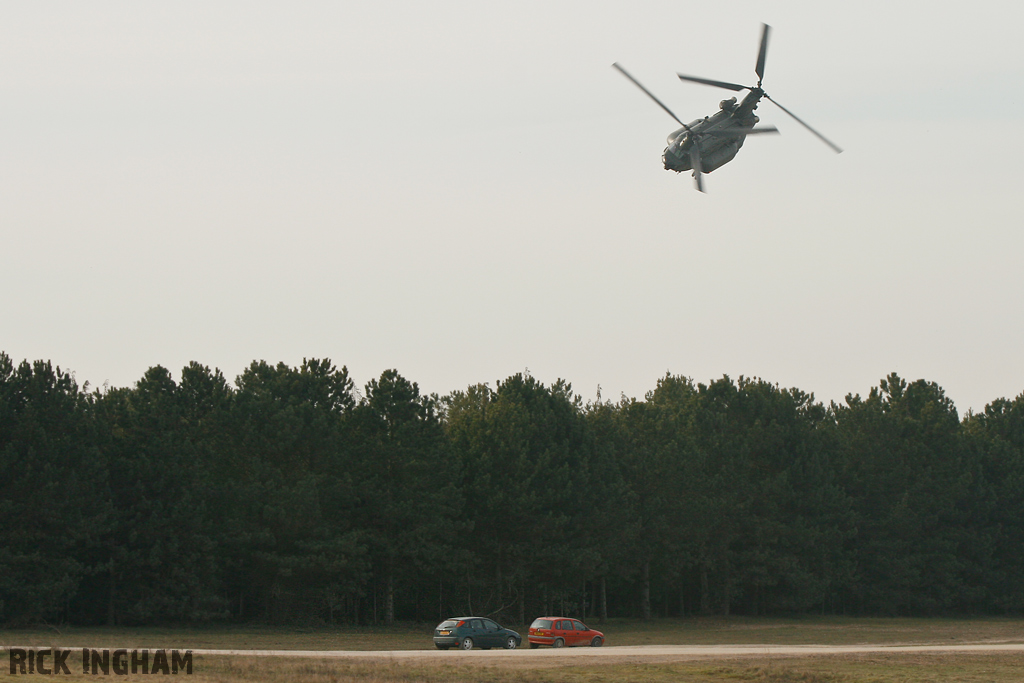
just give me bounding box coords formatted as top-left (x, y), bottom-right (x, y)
top-left (433, 616), bottom-right (522, 650)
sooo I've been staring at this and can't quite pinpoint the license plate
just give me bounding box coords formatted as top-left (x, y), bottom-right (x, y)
top-left (439, 630), bottom-right (451, 635)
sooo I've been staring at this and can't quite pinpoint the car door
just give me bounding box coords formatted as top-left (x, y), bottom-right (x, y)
top-left (570, 620), bottom-right (583, 646)
top-left (468, 618), bottom-right (485, 646)
top-left (573, 620), bottom-right (590, 646)
top-left (555, 619), bottom-right (573, 646)
top-left (550, 620), bottom-right (563, 645)
top-left (481, 619), bottom-right (502, 648)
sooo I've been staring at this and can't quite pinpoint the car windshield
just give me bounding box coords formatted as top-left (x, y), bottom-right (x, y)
top-left (531, 619), bottom-right (552, 629)
top-left (437, 620), bottom-right (460, 629)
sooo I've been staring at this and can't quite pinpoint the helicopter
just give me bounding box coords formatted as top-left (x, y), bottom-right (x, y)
top-left (613, 23), bottom-right (841, 192)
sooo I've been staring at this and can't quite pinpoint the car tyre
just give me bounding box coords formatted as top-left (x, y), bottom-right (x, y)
top-left (590, 637), bottom-right (603, 647)
top-left (529, 642), bottom-right (540, 649)
top-left (553, 638), bottom-right (564, 648)
top-left (504, 636), bottom-right (518, 650)
top-left (460, 637), bottom-right (474, 650)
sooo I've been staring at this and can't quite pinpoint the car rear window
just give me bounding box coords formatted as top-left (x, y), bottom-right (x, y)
top-left (437, 620), bottom-right (460, 629)
top-left (530, 619), bottom-right (552, 629)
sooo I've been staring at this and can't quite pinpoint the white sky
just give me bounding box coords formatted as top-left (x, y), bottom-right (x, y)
top-left (2, 1), bottom-right (1023, 413)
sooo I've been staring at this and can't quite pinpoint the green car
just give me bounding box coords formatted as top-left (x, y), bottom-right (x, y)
top-left (433, 616), bottom-right (522, 650)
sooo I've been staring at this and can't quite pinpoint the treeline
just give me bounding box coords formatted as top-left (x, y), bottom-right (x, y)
top-left (2, 351), bottom-right (1024, 627)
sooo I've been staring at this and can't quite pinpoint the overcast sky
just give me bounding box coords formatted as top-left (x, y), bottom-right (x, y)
top-left (2, 1), bottom-right (1023, 413)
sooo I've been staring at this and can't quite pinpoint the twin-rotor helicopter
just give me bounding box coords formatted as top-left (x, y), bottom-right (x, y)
top-left (614, 23), bottom-right (841, 192)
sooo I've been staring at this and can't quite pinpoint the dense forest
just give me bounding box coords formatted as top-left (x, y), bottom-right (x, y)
top-left (2, 351), bottom-right (1024, 627)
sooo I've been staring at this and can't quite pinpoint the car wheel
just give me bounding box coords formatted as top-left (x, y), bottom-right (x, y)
top-left (590, 637), bottom-right (603, 647)
top-left (553, 638), bottom-right (564, 648)
top-left (435, 644), bottom-right (450, 650)
top-left (504, 636), bottom-right (518, 650)
top-left (529, 643), bottom-right (540, 649)
top-left (460, 637), bottom-right (474, 650)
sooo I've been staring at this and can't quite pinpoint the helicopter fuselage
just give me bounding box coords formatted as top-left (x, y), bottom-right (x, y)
top-left (662, 88), bottom-right (764, 173)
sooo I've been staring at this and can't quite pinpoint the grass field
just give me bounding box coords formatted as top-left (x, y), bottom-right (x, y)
top-left (4, 616), bottom-right (1024, 650)
top-left (4, 618), bottom-right (1024, 681)
top-left (4, 651), bottom-right (1024, 682)
top-left (178, 652), bottom-right (1024, 683)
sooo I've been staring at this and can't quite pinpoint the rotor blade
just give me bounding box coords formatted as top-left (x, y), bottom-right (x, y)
top-left (613, 63), bottom-right (688, 128)
top-left (764, 95), bottom-right (843, 153)
top-left (676, 73), bottom-right (748, 92)
top-left (703, 125), bottom-right (779, 137)
top-left (755, 23), bottom-right (771, 84)
top-left (689, 144), bottom-right (705, 193)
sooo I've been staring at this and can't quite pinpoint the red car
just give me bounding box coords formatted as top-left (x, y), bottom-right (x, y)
top-left (527, 617), bottom-right (604, 648)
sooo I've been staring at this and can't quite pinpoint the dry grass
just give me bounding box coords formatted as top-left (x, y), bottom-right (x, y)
top-left (195, 652), bottom-right (1024, 683)
top-left (5, 652), bottom-right (1024, 682)
top-left (595, 615), bottom-right (1024, 647)
top-left (0, 624), bottom-right (433, 651)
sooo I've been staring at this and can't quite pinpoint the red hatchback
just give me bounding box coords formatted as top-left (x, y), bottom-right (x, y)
top-left (528, 617), bottom-right (604, 648)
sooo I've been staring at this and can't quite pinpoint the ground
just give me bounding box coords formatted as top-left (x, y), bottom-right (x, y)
top-left (4, 617), bottom-right (1024, 681)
